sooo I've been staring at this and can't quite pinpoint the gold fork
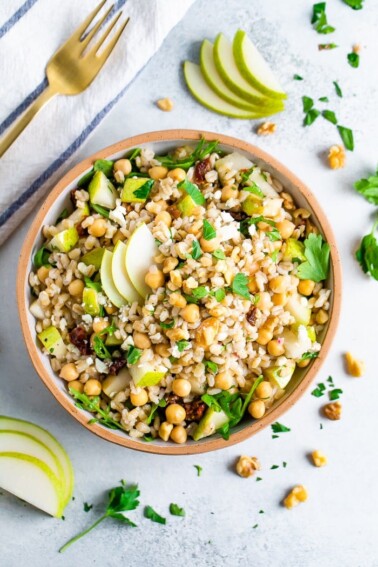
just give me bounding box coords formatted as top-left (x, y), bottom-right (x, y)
top-left (0, 0), bottom-right (129, 157)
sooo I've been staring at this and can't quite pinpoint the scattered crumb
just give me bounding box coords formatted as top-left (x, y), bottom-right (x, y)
top-left (83, 502), bottom-right (93, 512)
top-left (311, 450), bottom-right (327, 467)
top-left (283, 485), bottom-right (308, 509)
top-left (328, 145), bottom-right (345, 169)
top-left (345, 352), bottom-right (365, 377)
top-left (256, 121), bottom-right (277, 136)
top-left (156, 97), bottom-right (174, 111)
top-left (323, 401), bottom-right (342, 420)
top-left (353, 44), bottom-right (361, 54)
top-left (194, 465), bottom-right (202, 477)
top-left (235, 455), bottom-right (261, 478)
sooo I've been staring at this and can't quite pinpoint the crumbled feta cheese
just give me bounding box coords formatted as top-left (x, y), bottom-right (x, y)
top-left (218, 224), bottom-right (239, 242)
top-left (95, 358), bottom-right (108, 374)
top-left (109, 200), bottom-right (127, 227)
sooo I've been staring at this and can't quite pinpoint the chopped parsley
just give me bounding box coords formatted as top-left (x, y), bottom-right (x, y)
top-left (293, 74), bottom-right (304, 81)
top-left (83, 502), bottom-right (93, 512)
top-left (160, 320), bottom-right (175, 329)
top-left (33, 245), bottom-right (51, 268)
top-left (144, 505), bottom-right (166, 525)
top-left (93, 335), bottom-right (111, 360)
top-left (231, 273), bottom-right (250, 300)
top-left (259, 510), bottom-right (265, 514)
top-left (302, 96), bottom-right (314, 113)
top-left (318, 43), bottom-right (338, 50)
top-left (177, 179), bottom-right (206, 205)
top-left (270, 464), bottom-right (279, 470)
top-left (337, 125), bottom-right (354, 151)
top-left (194, 465), bottom-right (203, 476)
top-left (204, 360), bottom-right (218, 374)
top-left (256, 477), bottom-right (262, 482)
top-left (283, 461), bottom-right (287, 468)
top-left (297, 233), bottom-right (330, 282)
top-left (191, 286), bottom-right (209, 299)
top-left (169, 503), bottom-right (185, 517)
top-left (347, 51), bottom-right (360, 68)
top-left (133, 179), bottom-right (154, 200)
top-left (127, 346), bottom-right (142, 365)
top-left (253, 524), bottom-right (259, 529)
top-left (146, 399), bottom-right (167, 425)
top-left (69, 388), bottom-right (126, 432)
top-left (301, 351), bottom-right (319, 361)
top-left (354, 167), bottom-right (378, 204)
top-left (322, 110), bottom-right (338, 124)
top-left (311, 383), bottom-right (326, 397)
top-left (202, 219), bottom-right (216, 240)
top-left (333, 81), bottom-right (343, 97)
top-left (271, 422), bottom-right (291, 434)
top-left (302, 98), bottom-right (320, 126)
top-left (329, 388), bottom-right (343, 400)
top-left (319, 96), bottom-right (329, 102)
top-left (213, 288), bottom-right (226, 302)
top-left (356, 217), bottom-right (378, 280)
top-left (311, 2), bottom-right (335, 34)
top-left (213, 249), bottom-right (226, 260)
top-left (342, 0), bottom-right (364, 9)
top-left (190, 239), bottom-right (202, 260)
top-left (271, 249), bottom-right (279, 263)
top-left (177, 340), bottom-right (190, 352)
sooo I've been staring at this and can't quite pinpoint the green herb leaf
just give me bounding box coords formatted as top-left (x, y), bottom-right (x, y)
top-left (301, 351), bottom-right (319, 361)
top-left (191, 239), bottom-right (202, 260)
top-left (160, 320), bottom-right (175, 329)
top-left (127, 148), bottom-right (141, 161)
top-left (155, 138), bottom-right (219, 171)
top-left (77, 168), bottom-right (95, 188)
top-left (202, 219), bottom-right (216, 240)
top-left (194, 465), bottom-right (202, 476)
top-left (213, 249), bottom-right (226, 260)
top-left (83, 502), bottom-right (93, 512)
top-left (127, 346), bottom-right (142, 365)
top-left (342, 0), bottom-right (364, 9)
top-left (169, 503), bottom-right (185, 517)
top-left (177, 340), bottom-right (190, 353)
top-left (304, 109), bottom-right (321, 126)
top-left (178, 179), bottom-right (206, 205)
top-left (329, 388), bottom-right (343, 400)
top-left (253, 524), bottom-right (259, 529)
top-left (311, 2), bottom-right (335, 34)
top-left (337, 125), bottom-right (354, 151)
top-left (318, 43), bottom-right (338, 50)
top-left (311, 383), bottom-right (326, 397)
top-left (271, 249), bottom-right (279, 263)
top-left (84, 276), bottom-right (102, 292)
top-left (333, 81), bottom-right (343, 97)
top-left (347, 51), bottom-right (360, 68)
top-left (204, 360), bottom-right (218, 374)
top-left (133, 179), bottom-right (154, 200)
top-left (93, 335), bottom-right (111, 360)
top-left (354, 168), bottom-right (378, 204)
top-left (319, 96), bottom-right (329, 102)
top-left (69, 388), bottom-right (126, 431)
top-left (356, 218), bottom-right (378, 280)
top-left (322, 110), bottom-right (338, 124)
top-left (271, 422), bottom-right (291, 434)
top-left (144, 505), bottom-right (166, 525)
top-left (213, 288), bottom-right (226, 302)
top-left (90, 203), bottom-right (110, 218)
top-left (146, 399), bottom-right (167, 425)
top-left (191, 286), bottom-right (209, 299)
top-left (302, 96), bottom-right (314, 113)
top-left (270, 464), bottom-right (279, 470)
top-left (231, 273), bottom-right (250, 300)
top-left (94, 159), bottom-right (114, 177)
top-left (244, 182), bottom-right (264, 198)
top-left (293, 74), bottom-right (304, 80)
top-left (297, 233), bottom-right (330, 282)
top-left (56, 208), bottom-right (69, 224)
top-left (33, 245), bottom-right (51, 268)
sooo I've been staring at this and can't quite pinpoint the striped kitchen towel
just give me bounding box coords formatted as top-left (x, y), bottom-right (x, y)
top-left (0, 0), bottom-right (194, 245)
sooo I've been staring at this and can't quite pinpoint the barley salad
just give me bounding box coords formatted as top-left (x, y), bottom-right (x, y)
top-left (29, 138), bottom-right (331, 444)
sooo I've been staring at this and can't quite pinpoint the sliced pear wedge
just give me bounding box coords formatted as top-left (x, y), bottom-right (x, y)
top-left (100, 250), bottom-right (127, 308)
top-left (112, 241), bottom-right (141, 304)
top-left (233, 30), bottom-right (286, 100)
top-left (125, 223), bottom-right (157, 298)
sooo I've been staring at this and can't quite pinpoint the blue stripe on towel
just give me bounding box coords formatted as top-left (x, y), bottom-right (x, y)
top-left (0, 78), bottom-right (48, 136)
top-left (0, 0), bottom-right (39, 40)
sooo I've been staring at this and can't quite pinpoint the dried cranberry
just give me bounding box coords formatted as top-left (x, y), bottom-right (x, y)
top-left (76, 222), bottom-right (86, 237)
top-left (229, 210), bottom-right (248, 222)
top-left (167, 205), bottom-right (180, 219)
top-left (69, 326), bottom-right (91, 355)
top-left (109, 358), bottom-right (127, 375)
top-left (165, 393), bottom-right (180, 405)
top-left (247, 306), bottom-right (257, 326)
top-left (193, 157), bottom-right (211, 183)
top-left (182, 399), bottom-right (207, 422)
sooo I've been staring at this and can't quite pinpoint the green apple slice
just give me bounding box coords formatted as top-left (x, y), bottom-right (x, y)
top-left (37, 326), bottom-right (66, 359)
top-left (130, 362), bottom-right (167, 388)
top-left (213, 33), bottom-right (284, 107)
top-left (81, 248), bottom-right (105, 269)
top-left (0, 416), bottom-right (74, 506)
top-left (49, 227), bottom-right (79, 253)
top-left (201, 39), bottom-right (283, 111)
top-left (112, 241), bottom-right (141, 304)
top-left (100, 250), bottom-right (127, 308)
top-left (125, 223), bottom-right (157, 298)
top-left (0, 451), bottom-right (64, 517)
top-left (102, 368), bottom-right (131, 398)
top-left (184, 62), bottom-right (276, 119)
top-left (88, 171), bottom-right (117, 210)
top-left (233, 30), bottom-right (286, 100)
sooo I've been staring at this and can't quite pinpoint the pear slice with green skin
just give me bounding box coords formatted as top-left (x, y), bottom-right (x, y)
top-left (81, 248), bottom-right (105, 270)
top-left (200, 39), bottom-right (283, 111)
top-left (49, 227), bottom-right (79, 253)
top-left (265, 360), bottom-right (296, 389)
top-left (112, 241), bottom-right (141, 304)
top-left (37, 326), bottom-right (66, 359)
top-left (102, 368), bottom-right (131, 398)
top-left (0, 416), bottom-right (74, 506)
top-left (55, 203), bottom-right (90, 233)
top-left (88, 171), bottom-right (117, 210)
top-left (100, 250), bottom-right (127, 308)
top-left (192, 407), bottom-right (229, 441)
top-left (184, 62), bottom-right (279, 120)
top-left (214, 33), bottom-right (285, 107)
top-left (233, 30), bottom-right (286, 100)
top-left (82, 288), bottom-right (101, 316)
top-left (0, 452), bottom-right (65, 517)
top-left (130, 362), bottom-right (167, 388)
top-left (125, 223), bottom-right (157, 298)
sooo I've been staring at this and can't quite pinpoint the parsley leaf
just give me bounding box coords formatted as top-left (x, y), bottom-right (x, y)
top-left (333, 81), bottom-right (343, 97)
top-left (191, 286), bottom-right (209, 300)
top-left (160, 320), bottom-right (175, 329)
top-left (319, 96), bottom-right (329, 102)
top-left (127, 346), bottom-right (142, 365)
top-left (271, 422), bottom-right (291, 434)
top-left (194, 465), bottom-right (202, 476)
top-left (169, 503), bottom-right (185, 517)
top-left (204, 360), bottom-right (218, 374)
top-left (190, 239), bottom-right (202, 260)
top-left (133, 179), bottom-right (154, 200)
top-left (356, 218), bottom-right (378, 280)
top-left (144, 505), bottom-right (166, 525)
top-left (329, 388), bottom-right (343, 400)
top-left (69, 388), bottom-right (126, 432)
top-left (232, 273), bottom-right (250, 300)
top-left (213, 288), bottom-right (226, 302)
top-left (33, 245), bottom-right (51, 268)
top-left (177, 340), bottom-right (190, 352)
top-left (304, 109), bottom-right (320, 126)
top-left (202, 219), bottom-right (216, 240)
top-left (347, 52), bottom-right (360, 68)
top-left (177, 179), bottom-right (206, 205)
top-left (146, 399), bottom-right (167, 425)
top-left (155, 138), bottom-right (219, 171)
top-left (342, 0), bottom-right (364, 9)
top-left (337, 125), bottom-right (354, 151)
top-left (311, 383), bottom-right (326, 397)
top-left (297, 233), bottom-right (330, 282)
top-left (354, 168), bottom-right (378, 204)
top-left (93, 335), bottom-right (111, 360)
top-left (302, 96), bottom-right (314, 113)
top-left (213, 249), bottom-right (226, 260)
top-left (322, 110), bottom-right (338, 124)
top-left (83, 502), bottom-right (93, 512)
top-left (59, 481), bottom-right (139, 552)
top-left (293, 74), bottom-right (304, 81)
top-left (311, 2), bottom-right (335, 34)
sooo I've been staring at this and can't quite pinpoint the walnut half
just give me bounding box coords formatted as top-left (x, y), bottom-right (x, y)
top-left (323, 401), bottom-right (342, 420)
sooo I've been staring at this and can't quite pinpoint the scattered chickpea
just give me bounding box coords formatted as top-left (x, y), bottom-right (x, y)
top-left (255, 381), bottom-right (273, 399)
top-left (311, 450), bottom-right (327, 467)
top-left (59, 363), bottom-right (79, 382)
top-left (257, 121), bottom-right (276, 136)
top-left (84, 379), bottom-right (102, 396)
top-left (68, 380), bottom-right (84, 393)
top-left (133, 331), bottom-right (151, 349)
top-left (272, 293), bottom-right (287, 307)
top-left (155, 211), bottom-right (172, 227)
top-left (345, 352), bottom-right (365, 377)
top-left (167, 168), bottom-right (186, 183)
top-left (315, 309), bottom-right (329, 325)
top-left (114, 159), bottom-right (132, 176)
top-left (214, 372), bottom-right (234, 391)
top-left (145, 269), bottom-right (165, 289)
top-left (68, 279), bottom-right (84, 297)
top-left (276, 220), bottom-right (295, 240)
top-left (158, 421), bottom-right (174, 441)
top-left (267, 339), bottom-right (285, 357)
top-left (170, 425), bottom-right (187, 444)
top-left (323, 401), bottom-right (342, 420)
top-left (328, 145), bottom-right (345, 169)
top-left (156, 97), bottom-right (174, 112)
top-left (88, 218), bottom-right (107, 237)
top-left (221, 185), bottom-right (237, 202)
top-left (155, 343), bottom-right (171, 358)
top-left (298, 279), bottom-right (315, 296)
top-left (199, 236), bottom-right (220, 253)
top-left (172, 378), bottom-right (192, 398)
top-left (130, 389), bottom-right (148, 407)
top-left (235, 455), bottom-right (261, 478)
top-left (163, 257), bottom-right (179, 273)
top-left (92, 318), bottom-right (109, 334)
top-left (283, 485), bottom-right (308, 509)
top-left (148, 166), bottom-right (168, 180)
top-left (166, 404), bottom-right (186, 425)
top-left (248, 399), bottom-right (266, 419)
top-left (37, 265), bottom-right (50, 283)
top-left (180, 303), bottom-right (200, 324)
top-left (169, 292), bottom-right (187, 309)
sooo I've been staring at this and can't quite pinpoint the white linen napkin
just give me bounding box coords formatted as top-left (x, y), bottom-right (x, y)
top-left (0, 0), bottom-right (194, 245)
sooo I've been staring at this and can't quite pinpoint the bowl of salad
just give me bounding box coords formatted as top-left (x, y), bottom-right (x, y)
top-left (18, 130), bottom-right (341, 454)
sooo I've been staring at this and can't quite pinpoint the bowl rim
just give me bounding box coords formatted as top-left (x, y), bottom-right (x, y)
top-left (17, 129), bottom-right (342, 455)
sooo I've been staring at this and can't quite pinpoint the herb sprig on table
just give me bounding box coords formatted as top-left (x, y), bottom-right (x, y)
top-left (311, 2), bottom-right (335, 34)
top-left (354, 167), bottom-right (378, 204)
top-left (356, 217), bottom-right (378, 281)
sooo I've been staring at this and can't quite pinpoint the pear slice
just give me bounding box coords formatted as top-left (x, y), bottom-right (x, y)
top-left (100, 250), bottom-right (127, 308)
top-left (265, 360), bottom-right (296, 389)
top-left (102, 368), bottom-right (131, 398)
top-left (82, 288), bottom-right (101, 316)
top-left (0, 416), bottom-right (74, 506)
top-left (112, 241), bottom-right (141, 304)
top-left (88, 171), bottom-right (117, 210)
top-left (49, 227), bottom-right (79, 253)
top-left (37, 326), bottom-right (66, 359)
top-left (184, 62), bottom-right (276, 120)
top-left (0, 452), bottom-right (65, 517)
top-left (130, 362), bottom-right (167, 388)
top-left (192, 407), bottom-right (229, 441)
top-left (286, 294), bottom-right (311, 326)
top-left (233, 30), bottom-right (286, 100)
top-left (125, 223), bottom-right (157, 298)
top-left (200, 39), bottom-right (283, 111)
top-left (81, 248), bottom-right (105, 269)
top-left (213, 33), bottom-right (284, 108)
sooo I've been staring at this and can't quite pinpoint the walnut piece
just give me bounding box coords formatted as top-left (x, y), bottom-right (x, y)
top-left (345, 352), bottom-right (365, 377)
top-left (323, 401), bottom-right (342, 420)
top-left (156, 97), bottom-right (174, 112)
top-left (235, 455), bottom-right (261, 478)
top-left (283, 485), bottom-right (308, 509)
top-left (311, 450), bottom-right (327, 467)
top-left (256, 121), bottom-right (276, 136)
top-left (328, 145), bottom-right (345, 169)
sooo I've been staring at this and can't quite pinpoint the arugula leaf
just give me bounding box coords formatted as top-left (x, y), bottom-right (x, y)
top-left (56, 208), bottom-right (69, 224)
top-left (169, 503), bottom-right (185, 517)
top-left (160, 320), bottom-right (175, 329)
top-left (244, 182), bottom-right (264, 198)
top-left (347, 52), bottom-right (360, 68)
top-left (177, 179), bottom-right (206, 205)
top-left (177, 340), bottom-right (190, 352)
top-left (311, 2), bottom-right (335, 34)
top-left (297, 233), bottom-right (330, 282)
top-left (301, 351), bottom-right (319, 361)
top-left (127, 346), bottom-right (142, 365)
top-left (59, 481), bottom-right (139, 553)
top-left (271, 422), bottom-right (291, 434)
top-left (232, 273), bottom-right (250, 300)
top-left (94, 159), bottom-right (114, 177)
top-left (304, 109), bottom-right (320, 126)
top-left (293, 74), bottom-right (303, 81)
top-left (90, 203), bottom-right (110, 218)
top-left (93, 335), bottom-right (111, 360)
top-left (319, 96), bottom-right (329, 102)
top-left (302, 96), bottom-right (314, 113)
top-left (126, 148), bottom-right (141, 161)
top-left (33, 245), bottom-right (51, 268)
top-left (333, 81), bottom-right (343, 97)
top-left (84, 276), bottom-right (102, 292)
top-left (213, 249), bottom-right (226, 260)
top-left (322, 110), bottom-right (338, 124)
top-left (144, 505), bottom-right (166, 525)
top-left (190, 239), bottom-right (202, 260)
top-left (70, 388), bottom-right (126, 431)
top-left (194, 465), bottom-right (202, 476)
top-left (318, 43), bottom-right (338, 50)
top-left (204, 360), bottom-right (218, 374)
top-left (146, 399), bottom-right (167, 425)
top-left (354, 168), bottom-right (378, 204)
top-left (155, 138), bottom-right (219, 171)
top-left (202, 219), bottom-right (216, 240)
top-left (337, 125), bottom-right (354, 151)
top-left (356, 218), bottom-right (378, 280)
top-left (133, 179), bottom-right (154, 200)
top-left (342, 0), bottom-right (364, 9)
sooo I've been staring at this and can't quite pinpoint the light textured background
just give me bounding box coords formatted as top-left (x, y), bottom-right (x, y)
top-left (1, 1), bottom-right (378, 566)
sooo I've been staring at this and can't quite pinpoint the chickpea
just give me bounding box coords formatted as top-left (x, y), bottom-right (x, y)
top-left (311, 450), bottom-right (327, 467)
top-left (92, 319), bottom-right (109, 334)
top-left (276, 219), bottom-right (295, 240)
top-left (248, 277), bottom-right (258, 293)
top-left (316, 309), bottom-right (329, 325)
top-left (170, 425), bottom-right (187, 444)
top-left (256, 292), bottom-right (272, 311)
top-left (298, 279), bottom-right (315, 296)
top-left (170, 270), bottom-right (182, 287)
top-left (163, 257), bottom-right (178, 273)
top-left (105, 305), bottom-right (117, 315)
top-left (84, 379), bottom-right (102, 396)
top-left (155, 343), bottom-right (171, 358)
top-left (112, 230), bottom-right (126, 245)
top-left (221, 185), bottom-right (237, 202)
top-left (269, 275), bottom-right (289, 294)
top-left (169, 292), bottom-right (187, 308)
top-left (148, 166), bottom-right (168, 180)
top-left (256, 328), bottom-right (273, 346)
top-left (166, 404), bottom-right (186, 425)
top-left (248, 400), bottom-right (266, 419)
top-left (255, 381), bottom-right (273, 399)
top-left (167, 168), bottom-right (186, 183)
top-left (267, 339), bottom-right (285, 357)
top-left (180, 303), bottom-right (200, 324)
top-left (145, 269), bottom-right (165, 289)
top-left (130, 389), bottom-right (148, 407)
top-left (88, 218), bottom-right (107, 237)
top-left (297, 358), bottom-right (310, 368)
top-left (214, 372), bottom-right (233, 390)
top-left (272, 293), bottom-right (287, 306)
top-left (155, 211), bottom-right (172, 227)
top-left (199, 236), bottom-right (219, 253)
top-left (68, 380), bottom-right (84, 393)
top-left (158, 421), bottom-right (174, 442)
top-left (59, 363), bottom-right (79, 382)
top-left (172, 378), bottom-right (192, 398)
top-left (37, 266), bottom-right (50, 283)
top-left (114, 158), bottom-right (132, 176)
top-left (133, 331), bottom-right (151, 349)
top-left (68, 279), bottom-right (84, 297)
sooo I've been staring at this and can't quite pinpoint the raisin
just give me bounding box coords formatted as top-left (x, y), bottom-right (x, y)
top-left (109, 358), bottom-right (127, 375)
top-left (70, 189), bottom-right (78, 206)
top-left (165, 393), bottom-right (180, 405)
top-left (76, 223), bottom-right (86, 237)
top-left (69, 326), bottom-right (91, 355)
top-left (247, 306), bottom-right (257, 326)
top-left (193, 157), bottom-right (211, 183)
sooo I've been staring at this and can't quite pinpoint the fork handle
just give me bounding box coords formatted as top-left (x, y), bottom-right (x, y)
top-left (0, 84), bottom-right (57, 158)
